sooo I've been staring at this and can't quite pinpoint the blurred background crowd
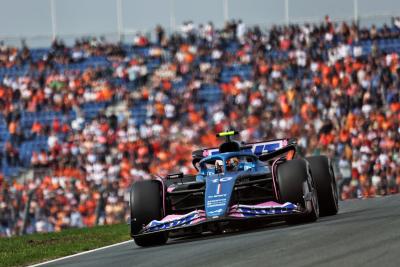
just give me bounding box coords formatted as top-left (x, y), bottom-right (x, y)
top-left (0, 16), bottom-right (399, 237)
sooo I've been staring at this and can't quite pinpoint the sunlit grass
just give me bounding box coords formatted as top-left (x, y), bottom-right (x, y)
top-left (0, 224), bottom-right (130, 267)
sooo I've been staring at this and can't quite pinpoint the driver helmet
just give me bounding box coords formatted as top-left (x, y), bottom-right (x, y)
top-left (226, 157), bottom-right (239, 171)
top-left (215, 160), bottom-right (223, 174)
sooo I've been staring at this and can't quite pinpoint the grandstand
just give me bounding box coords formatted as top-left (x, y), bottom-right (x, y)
top-left (0, 18), bottom-right (399, 237)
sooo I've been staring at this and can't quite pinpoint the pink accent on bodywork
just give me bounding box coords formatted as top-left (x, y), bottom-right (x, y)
top-left (156, 201), bottom-right (292, 222)
top-left (159, 210), bottom-right (206, 223)
top-left (271, 158), bottom-right (281, 201)
top-left (229, 213), bottom-right (245, 218)
top-left (229, 201), bottom-right (291, 211)
top-left (255, 201), bottom-right (283, 207)
top-left (281, 139), bottom-right (288, 147)
top-left (160, 214), bottom-right (185, 222)
top-left (144, 200), bottom-right (297, 231)
top-left (167, 186), bottom-right (175, 193)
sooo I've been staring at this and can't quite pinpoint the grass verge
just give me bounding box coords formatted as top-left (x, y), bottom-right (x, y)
top-left (0, 224), bottom-right (130, 267)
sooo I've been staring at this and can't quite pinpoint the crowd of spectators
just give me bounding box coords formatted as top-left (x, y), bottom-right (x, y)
top-left (1, 17), bottom-right (399, 237)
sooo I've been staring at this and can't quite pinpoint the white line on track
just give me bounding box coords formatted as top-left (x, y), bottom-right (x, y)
top-left (29, 240), bottom-right (133, 267)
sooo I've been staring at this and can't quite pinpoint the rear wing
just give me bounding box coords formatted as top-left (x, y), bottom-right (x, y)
top-left (205, 139), bottom-right (292, 156)
top-left (192, 138), bottom-right (297, 169)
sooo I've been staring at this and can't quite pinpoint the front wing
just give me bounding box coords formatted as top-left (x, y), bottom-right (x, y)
top-left (135, 201), bottom-right (303, 236)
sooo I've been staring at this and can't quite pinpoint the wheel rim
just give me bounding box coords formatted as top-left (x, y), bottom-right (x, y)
top-left (312, 183), bottom-right (319, 217)
top-left (306, 166), bottom-right (319, 217)
top-left (329, 165), bottom-right (339, 211)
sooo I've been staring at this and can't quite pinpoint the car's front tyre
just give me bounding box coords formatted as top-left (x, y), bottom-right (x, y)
top-left (130, 180), bottom-right (168, 247)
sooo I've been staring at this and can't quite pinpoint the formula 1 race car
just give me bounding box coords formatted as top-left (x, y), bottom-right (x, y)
top-left (130, 131), bottom-right (338, 246)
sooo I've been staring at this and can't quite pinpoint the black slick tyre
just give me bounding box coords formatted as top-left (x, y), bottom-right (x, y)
top-left (130, 180), bottom-right (168, 247)
top-left (277, 159), bottom-right (319, 224)
top-left (306, 155), bottom-right (339, 216)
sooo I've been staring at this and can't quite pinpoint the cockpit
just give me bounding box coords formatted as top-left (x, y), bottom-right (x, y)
top-left (198, 154), bottom-right (257, 177)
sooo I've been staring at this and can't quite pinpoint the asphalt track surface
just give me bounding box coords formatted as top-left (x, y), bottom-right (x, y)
top-left (43, 195), bottom-right (400, 267)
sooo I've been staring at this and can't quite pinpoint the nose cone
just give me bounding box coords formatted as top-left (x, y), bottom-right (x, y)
top-left (205, 175), bottom-right (235, 218)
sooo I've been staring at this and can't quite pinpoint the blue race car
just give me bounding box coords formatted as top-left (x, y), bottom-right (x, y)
top-left (129, 131), bottom-right (338, 246)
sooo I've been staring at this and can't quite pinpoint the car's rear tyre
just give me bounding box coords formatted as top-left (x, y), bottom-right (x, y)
top-left (306, 155), bottom-right (339, 216)
top-left (130, 180), bottom-right (168, 247)
top-left (277, 159), bottom-right (319, 224)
